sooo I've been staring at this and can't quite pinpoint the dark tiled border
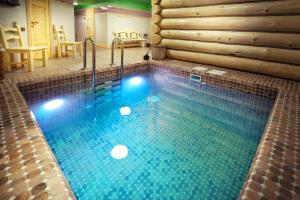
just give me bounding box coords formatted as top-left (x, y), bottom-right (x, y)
top-left (1, 60), bottom-right (299, 200)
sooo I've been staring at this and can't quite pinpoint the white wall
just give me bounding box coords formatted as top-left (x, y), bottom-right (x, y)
top-left (75, 14), bottom-right (85, 42)
top-left (95, 13), bottom-right (107, 46)
top-left (0, 0), bottom-right (75, 49)
top-left (0, 0), bottom-right (28, 46)
top-left (91, 11), bottom-right (151, 47)
top-left (51, 0), bottom-right (75, 41)
top-left (106, 12), bottom-right (151, 45)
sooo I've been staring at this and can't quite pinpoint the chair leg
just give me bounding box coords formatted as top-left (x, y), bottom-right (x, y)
top-left (79, 43), bottom-right (83, 56)
top-left (27, 51), bottom-right (34, 72)
top-left (65, 46), bottom-right (68, 56)
top-left (4, 52), bottom-right (11, 72)
top-left (57, 44), bottom-right (62, 58)
top-left (42, 49), bottom-right (48, 67)
top-left (21, 53), bottom-right (25, 68)
top-left (72, 44), bottom-right (77, 58)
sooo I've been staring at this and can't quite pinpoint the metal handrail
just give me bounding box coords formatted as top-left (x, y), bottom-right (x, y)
top-left (111, 38), bottom-right (125, 79)
top-left (82, 38), bottom-right (96, 90)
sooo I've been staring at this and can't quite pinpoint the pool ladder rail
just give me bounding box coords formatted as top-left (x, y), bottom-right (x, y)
top-left (82, 37), bottom-right (96, 91)
top-left (111, 38), bottom-right (125, 79)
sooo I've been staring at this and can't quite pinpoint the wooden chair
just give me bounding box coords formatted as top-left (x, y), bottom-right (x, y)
top-left (53, 25), bottom-right (83, 58)
top-left (0, 22), bottom-right (47, 72)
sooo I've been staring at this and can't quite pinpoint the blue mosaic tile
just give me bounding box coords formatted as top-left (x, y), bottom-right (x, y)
top-left (28, 70), bottom-right (274, 200)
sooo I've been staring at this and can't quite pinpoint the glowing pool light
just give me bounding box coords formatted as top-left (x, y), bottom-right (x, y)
top-left (43, 99), bottom-right (64, 110)
top-left (120, 106), bottom-right (131, 116)
top-left (110, 145), bottom-right (128, 160)
top-left (148, 96), bottom-right (160, 103)
top-left (129, 77), bottom-right (142, 85)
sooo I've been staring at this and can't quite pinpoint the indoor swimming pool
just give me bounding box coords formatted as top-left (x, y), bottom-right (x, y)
top-left (27, 69), bottom-right (274, 200)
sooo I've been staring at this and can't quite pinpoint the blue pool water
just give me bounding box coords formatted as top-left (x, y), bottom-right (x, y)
top-left (28, 70), bottom-right (273, 200)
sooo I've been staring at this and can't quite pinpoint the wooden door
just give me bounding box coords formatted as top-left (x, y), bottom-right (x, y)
top-left (26, 0), bottom-right (51, 58)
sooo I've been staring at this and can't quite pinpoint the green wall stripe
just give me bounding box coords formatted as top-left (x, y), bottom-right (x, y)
top-left (75, 0), bottom-right (151, 11)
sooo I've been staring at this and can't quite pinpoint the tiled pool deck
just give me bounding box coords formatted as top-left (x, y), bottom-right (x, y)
top-left (0, 60), bottom-right (299, 200)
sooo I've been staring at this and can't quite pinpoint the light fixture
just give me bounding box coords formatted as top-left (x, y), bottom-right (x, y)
top-left (73, 1), bottom-right (78, 6)
top-left (100, 6), bottom-right (108, 10)
top-left (107, 5), bottom-right (112, 8)
top-left (43, 99), bottom-right (64, 110)
top-left (120, 106), bottom-right (131, 116)
top-left (110, 145), bottom-right (128, 160)
top-left (148, 96), bottom-right (160, 103)
top-left (129, 77), bottom-right (143, 86)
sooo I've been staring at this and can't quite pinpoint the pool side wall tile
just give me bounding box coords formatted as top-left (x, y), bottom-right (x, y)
top-left (0, 60), bottom-right (299, 200)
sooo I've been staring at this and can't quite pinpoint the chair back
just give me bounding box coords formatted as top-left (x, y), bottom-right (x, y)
top-left (0, 22), bottom-right (24, 49)
top-left (53, 25), bottom-right (67, 43)
top-left (114, 31), bottom-right (141, 40)
top-left (114, 32), bottom-right (129, 39)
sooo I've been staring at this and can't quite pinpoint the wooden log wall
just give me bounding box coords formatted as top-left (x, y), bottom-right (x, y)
top-left (152, 0), bottom-right (300, 81)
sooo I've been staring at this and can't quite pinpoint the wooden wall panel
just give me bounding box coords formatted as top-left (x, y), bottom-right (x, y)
top-left (153, 0), bottom-right (300, 80)
top-left (160, 0), bottom-right (263, 8)
top-left (160, 16), bottom-right (300, 33)
top-left (160, 30), bottom-right (300, 49)
top-left (161, 1), bottom-right (300, 17)
top-left (161, 39), bottom-right (300, 65)
top-left (166, 49), bottom-right (300, 80)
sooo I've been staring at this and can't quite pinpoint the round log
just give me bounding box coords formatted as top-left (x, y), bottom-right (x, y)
top-left (161, 39), bottom-right (300, 65)
top-left (152, 34), bottom-right (162, 44)
top-left (152, 4), bottom-right (162, 14)
top-left (160, 0), bottom-right (262, 8)
top-left (152, 24), bottom-right (161, 34)
top-left (166, 49), bottom-right (300, 81)
top-left (160, 30), bottom-right (300, 49)
top-left (152, 14), bottom-right (162, 24)
top-left (152, 0), bottom-right (161, 4)
top-left (160, 16), bottom-right (300, 33)
top-left (162, 0), bottom-right (300, 18)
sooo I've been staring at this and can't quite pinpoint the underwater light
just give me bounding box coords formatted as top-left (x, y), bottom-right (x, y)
top-left (129, 77), bottom-right (143, 85)
top-left (120, 106), bottom-right (131, 116)
top-left (43, 99), bottom-right (64, 110)
top-left (111, 145), bottom-right (128, 160)
top-left (148, 96), bottom-right (160, 103)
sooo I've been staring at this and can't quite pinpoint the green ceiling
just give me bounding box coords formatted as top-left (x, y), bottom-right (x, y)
top-left (75, 0), bottom-right (151, 11)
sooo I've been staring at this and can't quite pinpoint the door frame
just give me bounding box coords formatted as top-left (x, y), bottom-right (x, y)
top-left (25, 0), bottom-right (53, 58)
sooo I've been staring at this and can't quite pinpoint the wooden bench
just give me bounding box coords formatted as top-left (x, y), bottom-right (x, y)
top-left (0, 22), bottom-right (47, 72)
top-left (113, 31), bottom-right (146, 48)
top-left (53, 25), bottom-right (83, 58)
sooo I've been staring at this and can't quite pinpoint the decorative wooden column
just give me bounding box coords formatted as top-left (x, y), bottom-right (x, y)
top-left (86, 8), bottom-right (95, 40)
top-left (151, 0), bottom-right (162, 45)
